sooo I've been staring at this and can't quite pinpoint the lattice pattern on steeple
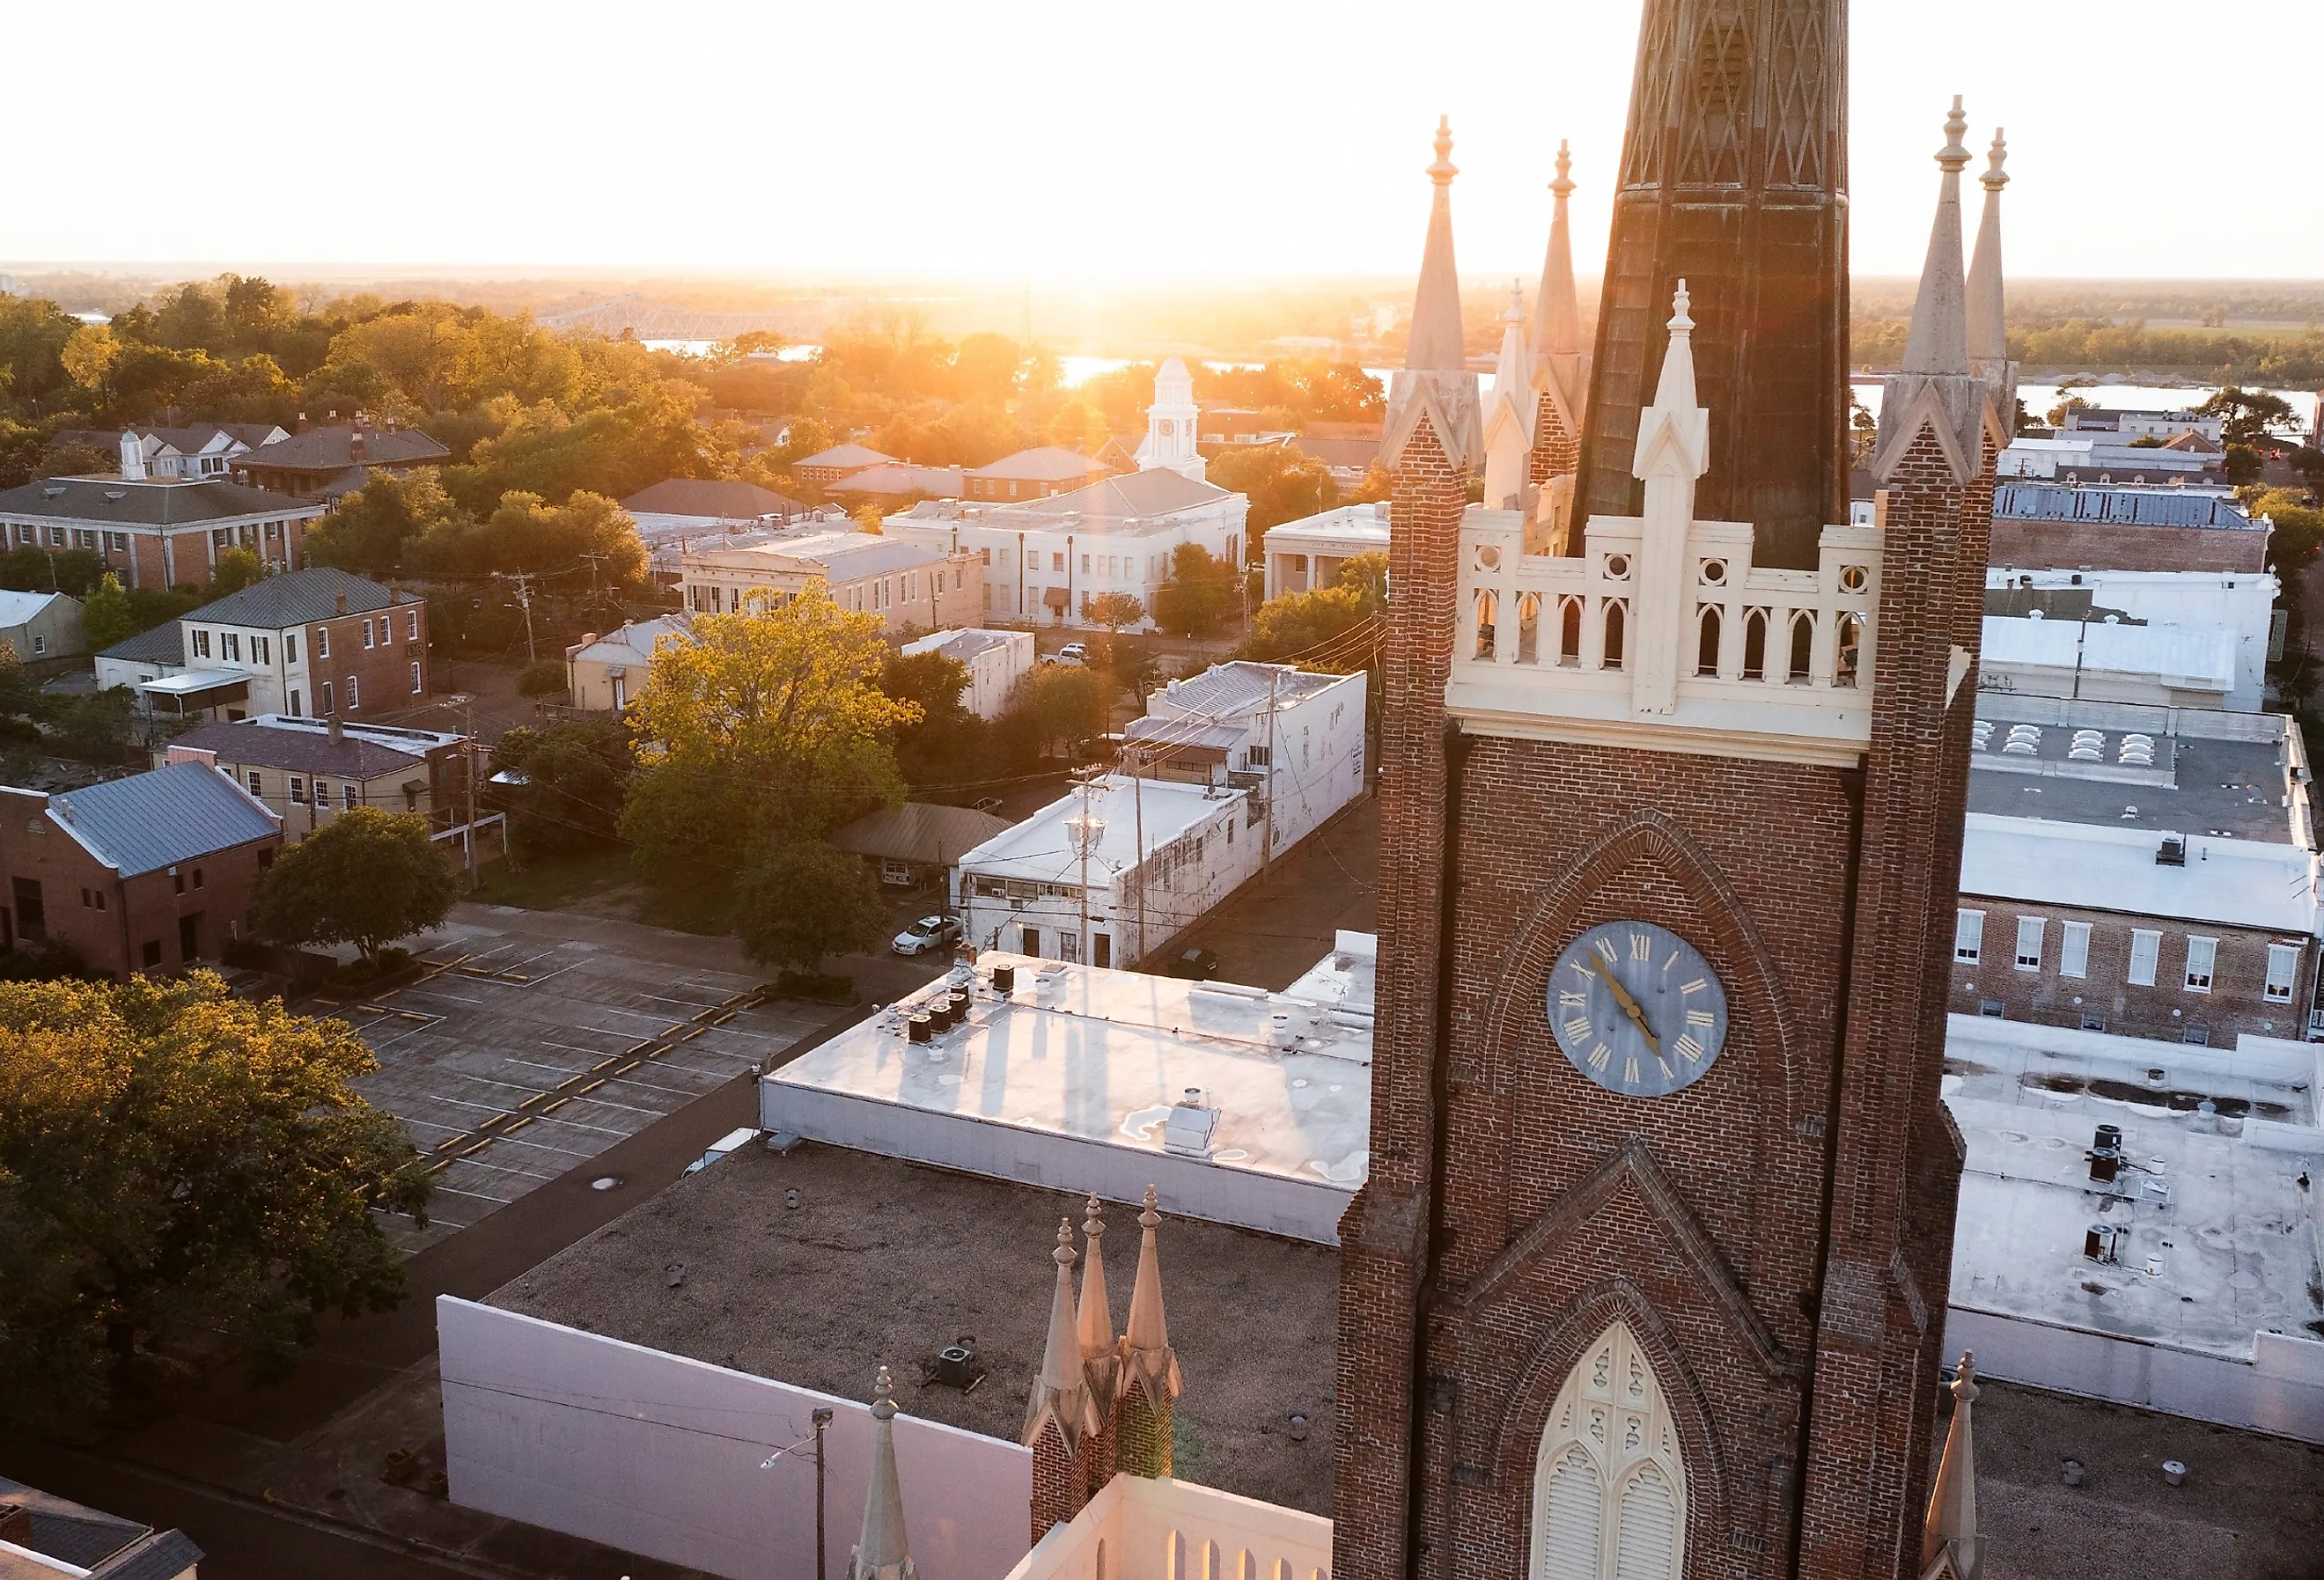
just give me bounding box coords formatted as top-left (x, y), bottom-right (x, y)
top-left (1762, 0), bottom-right (1835, 189)
top-left (1674, 1), bottom-right (1749, 188)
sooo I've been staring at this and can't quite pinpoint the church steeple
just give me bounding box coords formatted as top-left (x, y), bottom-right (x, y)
top-left (1380, 118), bottom-right (1481, 474)
top-left (1920, 1355), bottom-right (1985, 1580)
top-left (1482, 283), bottom-right (1535, 510)
top-left (1533, 140), bottom-right (1583, 371)
top-left (1873, 98), bottom-right (1986, 486)
top-left (1024, 1217), bottom-right (1104, 1542)
top-left (847, 1368), bottom-right (917, 1580)
top-left (1967, 128), bottom-right (2017, 441)
top-left (1114, 1186), bottom-right (1184, 1479)
top-left (1577, 0), bottom-right (1850, 566)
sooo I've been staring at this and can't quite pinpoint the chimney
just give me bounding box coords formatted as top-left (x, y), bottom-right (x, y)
top-left (327, 409), bottom-right (338, 423)
top-left (349, 429), bottom-right (367, 463)
top-left (328, 713), bottom-right (343, 745)
top-left (335, 590), bottom-right (349, 614)
top-left (120, 430), bottom-right (147, 482)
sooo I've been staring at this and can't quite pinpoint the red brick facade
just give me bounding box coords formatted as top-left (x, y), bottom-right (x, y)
top-left (1528, 391), bottom-right (1580, 487)
top-left (303, 601), bottom-right (430, 717)
top-left (1951, 897), bottom-right (2313, 1043)
top-left (1987, 518), bottom-right (2266, 575)
top-left (1332, 386), bottom-right (1992, 1576)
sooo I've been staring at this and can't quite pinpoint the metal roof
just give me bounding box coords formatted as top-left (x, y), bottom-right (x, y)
top-left (49, 761), bottom-right (280, 876)
top-left (794, 444), bottom-right (895, 471)
top-left (965, 446), bottom-right (1110, 481)
top-left (0, 588), bottom-right (72, 627)
top-left (239, 424), bottom-right (450, 472)
top-left (621, 478), bottom-right (811, 518)
top-left (179, 567), bottom-right (415, 630)
top-left (1992, 483), bottom-right (2258, 530)
top-left (1152, 660), bottom-right (1351, 718)
top-left (1021, 467), bottom-right (1231, 521)
top-left (167, 719), bottom-right (430, 778)
top-left (830, 802), bottom-right (1011, 864)
top-left (96, 621), bottom-right (186, 665)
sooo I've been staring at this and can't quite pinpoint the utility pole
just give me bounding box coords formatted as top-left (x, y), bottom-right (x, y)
top-left (579, 550), bottom-right (611, 623)
top-left (1068, 773), bottom-right (1107, 967)
top-left (1261, 666), bottom-right (1279, 880)
top-left (811, 1407), bottom-right (833, 1580)
top-left (501, 572), bottom-right (538, 665)
top-left (1130, 744), bottom-right (1146, 967)
top-left (448, 692), bottom-right (478, 890)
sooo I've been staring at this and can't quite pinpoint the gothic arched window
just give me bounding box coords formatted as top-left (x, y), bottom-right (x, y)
top-left (1527, 1321), bottom-right (1687, 1580)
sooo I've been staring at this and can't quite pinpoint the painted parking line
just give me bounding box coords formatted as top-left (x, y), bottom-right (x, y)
top-left (425, 1184), bottom-right (515, 1206)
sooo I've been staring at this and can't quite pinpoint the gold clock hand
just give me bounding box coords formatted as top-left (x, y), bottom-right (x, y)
top-left (1600, 970), bottom-right (1661, 1055)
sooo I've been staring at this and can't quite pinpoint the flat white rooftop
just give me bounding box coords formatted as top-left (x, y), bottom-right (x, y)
top-left (1282, 930), bottom-right (1377, 1018)
top-left (957, 775), bottom-right (1247, 888)
top-left (760, 952), bottom-right (1371, 1243)
top-left (1944, 1014), bottom-right (2322, 1363)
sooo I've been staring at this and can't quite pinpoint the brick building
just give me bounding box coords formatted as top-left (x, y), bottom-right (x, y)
top-left (1954, 699), bottom-right (2319, 1044)
top-left (1985, 481), bottom-right (2269, 573)
top-left (0, 432), bottom-right (321, 591)
top-left (1330, 92), bottom-right (1997, 1580)
top-left (158, 714), bottom-right (470, 845)
top-left (679, 531), bottom-right (983, 635)
top-left (94, 567), bottom-right (431, 723)
top-left (232, 418), bottom-right (451, 503)
top-left (0, 761), bottom-right (282, 977)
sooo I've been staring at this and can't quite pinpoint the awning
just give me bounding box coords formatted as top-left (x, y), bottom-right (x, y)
top-left (1043, 586), bottom-right (1072, 609)
top-left (136, 669), bottom-right (251, 715)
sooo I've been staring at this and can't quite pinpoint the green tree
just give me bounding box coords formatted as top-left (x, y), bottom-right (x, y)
top-left (619, 588), bottom-right (916, 892)
top-left (0, 973), bottom-right (429, 1426)
top-left (0, 546), bottom-right (106, 597)
top-left (210, 547), bottom-right (264, 596)
top-left (2224, 445), bottom-right (2261, 484)
top-left (1151, 542), bottom-right (1240, 639)
top-left (733, 840), bottom-right (888, 974)
top-left (995, 665), bottom-right (1107, 766)
top-left (1208, 444), bottom-right (1337, 534)
top-left (81, 573), bottom-right (136, 651)
top-left (411, 489), bottom-right (645, 591)
top-left (490, 721), bottom-right (633, 858)
top-left (1086, 591), bottom-right (1146, 634)
top-left (2197, 387), bottom-right (2298, 450)
top-left (254, 808), bottom-right (458, 966)
top-left (305, 467), bottom-right (467, 577)
top-left (0, 638), bottom-right (37, 727)
top-left (879, 650), bottom-right (990, 790)
top-left (47, 687), bottom-right (135, 764)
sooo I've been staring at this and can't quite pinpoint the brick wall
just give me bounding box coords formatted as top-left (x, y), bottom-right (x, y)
top-left (1527, 391), bottom-right (1579, 487)
top-left (1951, 896), bottom-right (2312, 1043)
top-left (1989, 518), bottom-right (2267, 575)
top-left (305, 603), bottom-right (430, 716)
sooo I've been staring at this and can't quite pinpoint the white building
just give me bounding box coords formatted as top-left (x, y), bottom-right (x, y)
top-left (680, 530), bottom-right (984, 635)
top-left (0, 588), bottom-right (85, 661)
top-left (900, 628), bottom-right (1036, 719)
top-left (1261, 502), bottom-right (1391, 600)
top-left (955, 775), bottom-right (1256, 969)
top-left (884, 468), bottom-right (1247, 631)
top-left (1131, 356), bottom-right (1205, 483)
top-left (1982, 565), bottom-right (2279, 710)
top-left (1134, 660), bottom-right (1368, 860)
top-left (1999, 436), bottom-right (2215, 484)
top-left (565, 615), bottom-right (691, 711)
top-left (2063, 407), bottom-right (2229, 445)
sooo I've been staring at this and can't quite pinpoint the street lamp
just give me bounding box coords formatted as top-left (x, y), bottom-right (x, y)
top-left (761, 1407), bottom-right (836, 1580)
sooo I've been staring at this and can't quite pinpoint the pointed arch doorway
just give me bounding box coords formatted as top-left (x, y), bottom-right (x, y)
top-left (1528, 1321), bottom-right (1688, 1580)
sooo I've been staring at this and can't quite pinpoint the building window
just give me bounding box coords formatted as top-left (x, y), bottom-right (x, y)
top-left (31, 635), bottom-right (44, 655)
top-left (11, 878), bottom-right (45, 942)
top-left (2013, 916), bottom-right (2044, 971)
top-left (1052, 553), bottom-right (1065, 572)
top-left (2182, 1025), bottom-right (2210, 1046)
top-left (363, 618), bottom-right (376, 649)
top-left (192, 868), bottom-right (202, 890)
top-left (2080, 1011), bottom-right (2106, 1032)
top-left (316, 627), bottom-right (330, 659)
top-left (1953, 909), bottom-right (1984, 964)
top-left (142, 939), bottom-right (162, 968)
top-left (290, 777), bottom-right (306, 804)
top-left (408, 608), bottom-right (419, 641)
top-left (1528, 1321), bottom-right (1687, 1580)
top-left (254, 636), bottom-right (268, 664)
top-left (2059, 920), bottom-right (2092, 979)
top-left (345, 674), bottom-right (359, 709)
top-left (1979, 999), bottom-right (2004, 1018)
top-left (289, 688), bottom-right (303, 717)
top-left (343, 784), bottom-right (357, 811)
top-left (320, 681), bottom-right (334, 713)
top-left (2128, 929), bottom-right (2162, 987)
top-left (411, 660), bottom-right (423, 694)
top-left (2265, 943), bottom-right (2300, 1004)
top-left (313, 782), bottom-right (330, 808)
top-left (248, 771), bottom-right (263, 796)
top-left (193, 629), bottom-right (212, 659)
top-left (224, 632), bottom-right (241, 662)
top-left (2183, 935), bottom-right (2217, 993)
top-left (107, 532), bottom-right (128, 552)
top-left (173, 871), bottom-right (185, 895)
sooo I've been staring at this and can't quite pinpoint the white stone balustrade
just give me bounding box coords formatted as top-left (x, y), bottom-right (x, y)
top-left (1445, 505), bottom-right (1884, 766)
top-left (1004, 1473), bottom-right (1333, 1580)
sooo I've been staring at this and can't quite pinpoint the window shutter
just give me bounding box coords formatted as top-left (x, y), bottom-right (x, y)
top-left (2128, 930), bottom-right (2161, 987)
top-left (1534, 1447), bottom-right (1602, 1580)
top-left (2060, 921), bottom-right (2092, 979)
top-left (1614, 1464), bottom-right (1680, 1580)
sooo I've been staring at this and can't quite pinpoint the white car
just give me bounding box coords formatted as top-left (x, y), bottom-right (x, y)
top-left (1043, 642), bottom-right (1089, 667)
top-left (891, 915), bottom-right (961, 956)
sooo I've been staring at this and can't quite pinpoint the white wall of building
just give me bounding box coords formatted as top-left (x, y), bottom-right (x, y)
top-left (902, 628), bottom-right (1036, 719)
top-left (885, 508), bottom-right (1245, 632)
top-left (1004, 1468), bottom-right (1334, 1580)
top-left (1261, 504), bottom-right (1391, 601)
top-left (438, 1296), bottom-right (1033, 1580)
top-left (1146, 665), bottom-right (1369, 860)
top-left (1984, 568), bottom-right (2279, 710)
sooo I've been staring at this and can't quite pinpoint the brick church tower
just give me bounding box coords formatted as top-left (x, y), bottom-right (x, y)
top-left (1332, 89), bottom-right (2011, 1580)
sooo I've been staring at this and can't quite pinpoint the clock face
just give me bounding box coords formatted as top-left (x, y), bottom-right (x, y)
top-left (1546, 920), bottom-right (1730, 1099)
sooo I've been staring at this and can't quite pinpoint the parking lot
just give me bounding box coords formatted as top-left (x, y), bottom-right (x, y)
top-left (340, 909), bottom-right (836, 1251)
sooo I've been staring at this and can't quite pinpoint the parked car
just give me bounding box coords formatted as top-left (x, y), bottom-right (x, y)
top-left (892, 915), bottom-right (962, 956)
top-left (1163, 945), bottom-right (1220, 981)
top-left (1043, 642), bottom-right (1089, 667)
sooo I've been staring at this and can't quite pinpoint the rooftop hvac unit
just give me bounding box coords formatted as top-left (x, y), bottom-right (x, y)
top-left (1163, 1087), bottom-right (1219, 1157)
top-left (2156, 835), bottom-right (2187, 867)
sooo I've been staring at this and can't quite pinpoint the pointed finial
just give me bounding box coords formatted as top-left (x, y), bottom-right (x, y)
top-left (1077, 1193), bottom-right (1118, 1407)
top-left (1938, 96), bottom-right (1972, 173)
top-left (1054, 1216), bottom-right (1077, 1268)
top-left (1140, 1182), bottom-right (1160, 1231)
top-left (1429, 116), bottom-right (1456, 184)
top-left (1982, 129), bottom-right (2010, 193)
top-left (1952, 1350), bottom-right (1982, 1408)
top-left (1551, 138), bottom-right (1575, 200)
top-left (1503, 281), bottom-right (1526, 323)
top-left (1922, 1350), bottom-right (1984, 1579)
top-left (1668, 280), bottom-right (1693, 334)
top-left (872, 1364), bottom-right (898, 1421)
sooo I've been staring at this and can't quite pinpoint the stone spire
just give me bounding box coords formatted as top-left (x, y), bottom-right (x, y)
top-left (1902, 98), bottom-right (1974, 378)
top-left (1533, 141), bottom-right (1583, 368)
top-left (1380, 120), bottom-right (1482, 474)
top-left (1873, 99), bottom-right (1987, 487)
top-left (1114, 1186), bottom-right (1184, 1478)
top-left (1626, 283), bottom-right (1711, 718)
top-left (1967, 128), bottom-right (2017, 440)
top-left (1075, 1194), bottom-right (1121, 1418)
top-left (1482, 283), bottom-right (1535, 509)
top-left (1023, 1218), bottom-right (1100, 1456)
top-left (1920, 1354), bottom-right (1984, 1580)
top-left (1405, 117), bottom-right (1465, 372)
top-left (848, 1368), bottom-right (916, 1580)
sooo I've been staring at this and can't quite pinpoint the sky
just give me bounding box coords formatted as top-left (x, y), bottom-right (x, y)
top-left (8, 0), bottom-right (2318, 284)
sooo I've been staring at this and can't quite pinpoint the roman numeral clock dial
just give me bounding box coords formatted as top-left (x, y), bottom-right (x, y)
top-left (1546, 921), bottom-right (1730, 1099)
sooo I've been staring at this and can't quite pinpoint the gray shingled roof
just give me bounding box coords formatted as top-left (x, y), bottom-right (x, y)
top-left (178, 567), bottom-right (414, 630)
top-left (0, 475), bottom-right (313, 526)
top-left (168, 719), bottom-right (428, 778)
top-left (1023, 467), bottom-right (1230, 520)
top-left (50, 761), bottom-right (279, 876)
top-left (966, 446), bottom-right (1109, 481)
top-left (621, 478), bottom-right (810, 518)
top-left (831, 802), bottom-right (1011, 864)
top-left (239, 424), bottom-right (450, 472)
top-left (1992, 483), bottom-right (2259, 530)
top-left (96, 621), bottom-right (188, 665)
